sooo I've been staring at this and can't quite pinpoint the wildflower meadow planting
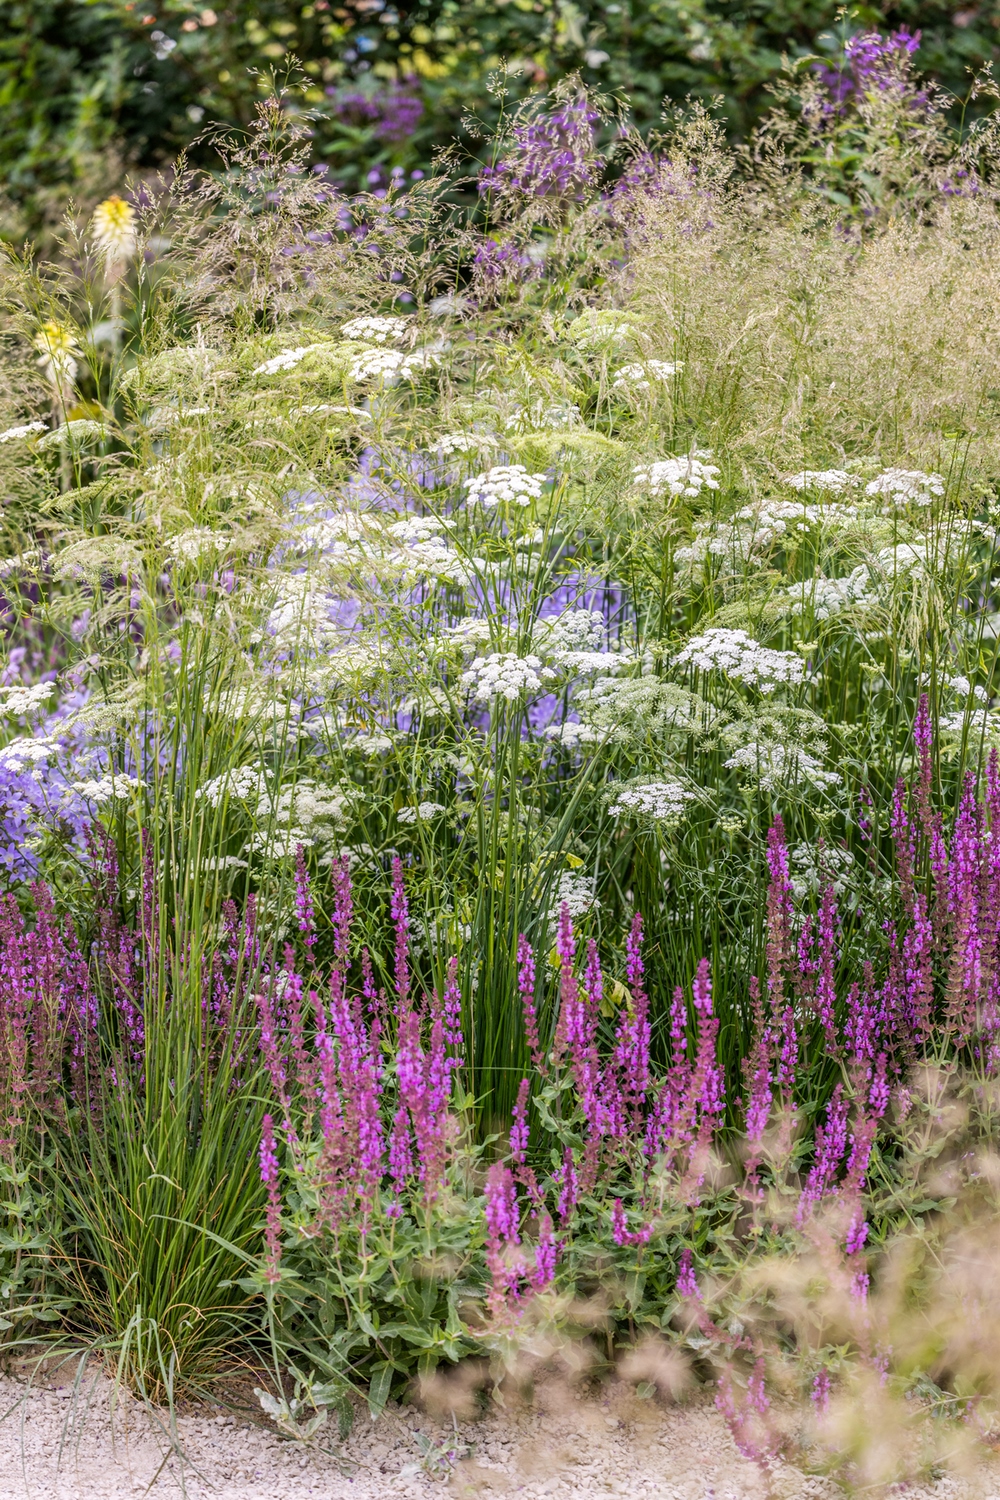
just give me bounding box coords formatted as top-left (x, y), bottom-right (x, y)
top-left (7, 32), bottom-right (1000, 1492)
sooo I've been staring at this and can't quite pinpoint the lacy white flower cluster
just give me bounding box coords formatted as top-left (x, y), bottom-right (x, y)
top-left (940, 707), bottom-right (1000, 743)
top-left (865, 469), bottom-right (944, 507)
top-left (0, 549), bottom-right (40, 581)
top-left (784, 566), bottom-right (873, 620)
top-left (435, 432), bottom-right (496, 457)
top-left (533, 608), bottom-right (605, 656)
top-left (608, 780), bottom-right (695, 821)
top-left (0, 736), bottom-right (56, 772)
top-left (379, 515), bottom-right (483, 588)
top-left (37, 420), bottom-right (106, 450)
top-left (289, 504), bottom-right (373, 555)
top-left (943, 674), bottom-right (988, 703)
top-left (196, 766), bottom-right (271, 809)
top-left (790, 842), bottom-right (855, 898)
top-left (504, 402), bottom-right (582, 432)
top-left (252, 345), bottom-right (323, 377)
top-left (875, 541), bottom-right (928, 577)
top-left (938, 675), bottom-right (997, 739)
top-left (0, 421), bottom-right (46, 444)
top-left (460, 652), bottom-right (555, 703)
top-left (674, 628), bottom-right (804, 692)
top-left (241, 779), bottom-right (358, 856)
top-left (567, 311), bottom-right (637, 348)
top-left (341, 315), bottom-right (409, 344)
top-left (167, 528), bottom-right (231, 564)
top-left (675, 499), bottom-right (863, 568)
top-left (612, 361), bottom-right (683, 390)
top-left (545, 719), bottom-right (601, 749)
top-left (267, 577), bottom-right (343, 651)
top-left (785, 470), bottom-right (859, 493)
top-left (724, 740), bottom-right (840, 790)
top-left (551, 871), bottom-right (600, 917)
top-left (464, 465), bottom-right (546, 509)
top-left (349, 347), bottom-right (439, 383)
top-left (73, 773), bottom-right (143, 805)
top-left (632, 455), bottom-right (719, 499)
top-left (0, 682), bottom-right (53, 716)
top-left (397, 801), bottom-right (446, 823)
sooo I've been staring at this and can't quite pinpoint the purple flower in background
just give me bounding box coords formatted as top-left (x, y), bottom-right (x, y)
top-left (798, 1084), bottom-right (849, 1218)
top-left (509, 1077), bottom-right (530, 1164)
top-left (517, 934), bottom-right (544, 1072)
top-left (485, 1159), bottom-right (520, 1247)
top-left (811, 1367), bottom-right (831, 1414)
top-left (480, 99), bottom-right (599, 205)
top-left (327, 78), bottom-right (423, 144)
top-left (472, 237), bottom-right (535, 283)
top-left (676, 1246), bottom-right (699, 1299)
top-left (532, 1213), bottom-right (558, 1289)
top-left (816, 28), bottom-right (922, 110)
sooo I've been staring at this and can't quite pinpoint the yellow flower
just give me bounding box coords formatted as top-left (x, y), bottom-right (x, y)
top-left (33, 321), bottom-right (81, 385)
top-left (91, 195), bottom-right (137, 263)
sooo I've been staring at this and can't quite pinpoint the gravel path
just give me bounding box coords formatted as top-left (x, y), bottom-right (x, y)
top-left (0, 1368), bottom-right (996, 1500)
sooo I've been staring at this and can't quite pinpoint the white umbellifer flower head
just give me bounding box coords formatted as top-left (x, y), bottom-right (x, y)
top-left (267, 576), bottom-right (343, 651)
top-left (0, 549), bottom-right (41, 581)
top-left (167, 528), bottom-right (231, 564)
top-left (545, 720), bottom-right (600, 749)
top-left (943, 674), bottom-right (988, 704)
top-left (940, 706), bottom-right (1000, 742)
top-left (464, 464), bottom-right (546, 509)
top-left (72, 773), bottom-right (143, 806)
top-left (0, 682), bottom-right (53, 716)
top-left (341, 315), bottom-right (409, 344)
top-left (348, 344), bottom-right (442, 384)
top-left (551, 871), bottom-right (600, 918)
top-left (504, 401), bottom-right (582, 433)
top-left (533, 608), bottom-right (606, 655)
top-left (609, 780), bottom-right (695, 821)
top-left (386, 515), bottom-right (445, 543)
top-left (865, 469), bottom-right (944, 507)
top-left (567, 310), bottom-right (637, 349)
top-left (612, 360), bottom-right (683, 390)
top-left (632, 455), bottom-right (720, 499)
top-left (200, 855), bottom-right (250, 874)
top-left (0, 736), bottom-right (54, 771)
top-left (252, 345), bottom-right (323, 377)
top-left (195, 766), bottom-right (271, 809)
top-left (91, 195), bottom-right (137, 264)
top-left (784, 470), bottom-right (859, 493)
top-left (724, 740), bottom-right (841, 791)
top-left (784, 566), bottom-right (872, 620)
top-left (397, 801), bottom-right (446, 824)
top-left (36, 419), bottom-right (107, 450)
top-left (34, 321), bottom-right (81, 386)
top-left (459, 652), bottom-right (555, 703)
top-left (0, 422), bottom-right (47, 445)
top-left (434, 432), bottom-right (493, 457)
top-left (876, 541), bottom-right (928, 577)
top-left (673, 627), bottom-right (804, 693)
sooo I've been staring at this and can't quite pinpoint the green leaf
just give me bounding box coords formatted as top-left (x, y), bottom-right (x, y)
top-left (367, 1361), bottom-right (395, 1420)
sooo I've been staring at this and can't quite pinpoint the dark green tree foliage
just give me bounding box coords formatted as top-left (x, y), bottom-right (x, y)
top-left (2, 1), bottom-right (997, 235)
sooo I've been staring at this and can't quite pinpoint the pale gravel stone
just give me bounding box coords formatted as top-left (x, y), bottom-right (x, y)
top-left (0, 1373), bottom-right (995, 1500)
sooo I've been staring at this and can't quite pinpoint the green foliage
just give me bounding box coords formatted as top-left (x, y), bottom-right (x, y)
top-left (5, 2), bottom-right (1000, 240)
